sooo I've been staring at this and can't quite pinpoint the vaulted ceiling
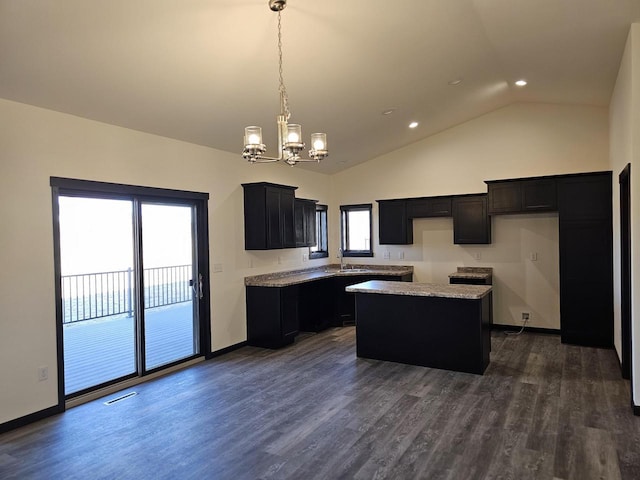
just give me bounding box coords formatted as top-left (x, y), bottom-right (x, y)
top-left (1, 0), bottom-right (639, 174)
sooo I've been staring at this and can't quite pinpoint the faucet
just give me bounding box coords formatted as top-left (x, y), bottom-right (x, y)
top-left (338, 247), bottom-right (346, 270)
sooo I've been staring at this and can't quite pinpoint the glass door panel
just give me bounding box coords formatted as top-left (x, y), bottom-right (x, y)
top-left (59, 197), bottom-right (137, 395)
top-left (141, 203), bottom-right (198, 370)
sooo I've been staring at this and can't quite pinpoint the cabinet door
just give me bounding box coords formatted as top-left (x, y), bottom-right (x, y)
top-left (304, 201), bottom-right (317, 247)
top-left (452, 195), bottom-right (491, 244)
top-left (558, 174), bottom-right (611, 220)
top-left (487, 182), bottom-right (521, 214)
top-left (280, 189), bottom-right (296, 248)
top-left (378, 200), bottom-right (412, 244)
top-left (280, 285), bottom-right (299, 340)
top-left (521, 179), bottom-right (557, 212)
top-left (407, 197), bottom-right (451, 218)
top-left (559, 219), bottom-right (613, 347)
top-left (407, 199), bottom-right (430, 218)
top-left (294, 199), bottom-right (307, 247)
top-left (428, 197), bottom-right (452, 217)
top-left (295, 199), bottom-right (318, 247)
top-left (266, 187), bottom-right (284, 249)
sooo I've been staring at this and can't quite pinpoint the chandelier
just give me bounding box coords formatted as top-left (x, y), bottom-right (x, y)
top-left (243, 0), bottom-right (329, 166)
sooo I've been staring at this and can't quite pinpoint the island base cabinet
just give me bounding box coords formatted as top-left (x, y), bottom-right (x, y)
top-left (355, 292), bottom-right (491, 375)
top-left (246, 285), bottom-right (299, 348)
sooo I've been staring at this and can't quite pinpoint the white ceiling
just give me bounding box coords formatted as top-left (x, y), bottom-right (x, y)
top-left (1, 0), bottom-right (639, 174)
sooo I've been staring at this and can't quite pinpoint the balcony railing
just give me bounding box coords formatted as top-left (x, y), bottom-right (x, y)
top-left (61, 265), bottom-right (192, 324)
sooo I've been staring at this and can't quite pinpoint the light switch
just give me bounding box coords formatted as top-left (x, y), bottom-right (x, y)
top-left (529, 252), bottom-right (538, 261)
top-left (213, 263), bottom-right (223, 273)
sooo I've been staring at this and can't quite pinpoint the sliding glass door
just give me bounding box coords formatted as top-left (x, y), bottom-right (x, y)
top-left (141, 203), bottom-right (199, 370)
top-left (59, 197), bottom-right (137, 395)
top-left (53, 179), bottom-right (209, 399)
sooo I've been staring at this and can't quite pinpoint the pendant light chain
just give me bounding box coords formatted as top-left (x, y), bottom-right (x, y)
top-left (277, 10), bottom-right (291, 121)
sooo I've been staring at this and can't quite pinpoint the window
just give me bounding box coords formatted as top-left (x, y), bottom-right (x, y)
top-left (310, 204), bottom-right (328, 259)
top-left (340, 204), bottom-right (373, 257)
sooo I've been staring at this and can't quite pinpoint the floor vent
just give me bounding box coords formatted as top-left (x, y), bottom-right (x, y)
top-left (104, 391), bottom-right (137, 405)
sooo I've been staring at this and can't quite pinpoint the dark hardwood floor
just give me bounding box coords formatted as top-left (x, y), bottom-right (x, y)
top-left (1, 328), bottom-right (639, 479)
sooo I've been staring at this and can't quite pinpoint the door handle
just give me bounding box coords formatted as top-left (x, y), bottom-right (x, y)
top-left (190, 274), bottom-right (204, 299)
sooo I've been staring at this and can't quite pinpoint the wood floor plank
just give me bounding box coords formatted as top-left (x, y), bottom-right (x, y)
top-left (2, 329), bottom-right (640, 480)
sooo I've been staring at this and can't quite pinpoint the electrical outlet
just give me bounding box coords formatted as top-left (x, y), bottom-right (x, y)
top-left (277, 256), bottom-right (282, 265)
top-left (383, 251), bottom-right (390, 260)
top-left (38, 366), bottom-right (48, 382)
top-left (213, 263), bottom-right (223, 273)
top-left (398, 251), bottom-right (404, 260)
top-left (474, 252), bottom-right (481, 260)
top-left (302, 253), bottom-right (308, 262)
top-left (529, 252), bottom-right (538, 261)
top-left (522, 312), bottom-right (530, 321)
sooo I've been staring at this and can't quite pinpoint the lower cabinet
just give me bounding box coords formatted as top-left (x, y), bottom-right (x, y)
top-left (298, 278), bottom-right (334, 332)
top-left (246, 273), bottom-right (413, 347)
top-left (246, 285), bottom-right (299, 348)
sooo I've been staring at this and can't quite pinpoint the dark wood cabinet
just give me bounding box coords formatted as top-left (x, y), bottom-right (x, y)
top-left (407, 196), bottom-right (452, 218)
top-left (333, 273), bottom-right (413, 326)
top-left (246, 285), bottom-right (299, 348)
top-left (558, 172), bottom-right (613, 348)
top-left (378, 199), bottom-right (412, 245)
top-left (521, 178), bottom-right (557, 211)
top-left (298, 278), bottom-right (334, 332)
top-left (487, 182), bottom-right (521, 214)
top-left (295, 198), bottom-right (317, 247)
top-left (452, 195), bottom-right (491, 244)
top-left (487, 177), bottom-right (557, 214)
top-left (243, 182), bottom-right (297, 250)
top-left (246, 272), bottom-right (413, 346)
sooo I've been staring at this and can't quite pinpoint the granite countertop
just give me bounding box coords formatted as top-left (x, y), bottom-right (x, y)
top-left (345, 280), bottom-right (492, 300)
top-left (448, 266), bottom-right (493, 280)
top-left (245, 264), bottom-right (414, 287)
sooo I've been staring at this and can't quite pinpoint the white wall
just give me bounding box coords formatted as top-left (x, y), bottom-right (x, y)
top-left (610, 23), bottom-right (640, 406)
top-left (331, 103), bottom-right (609, 330)
top-left (0, 98), bottom-right (332, 424)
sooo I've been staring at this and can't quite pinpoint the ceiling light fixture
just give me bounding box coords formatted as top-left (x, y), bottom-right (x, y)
top-left (409, 122), bottom-right (419, 129)
top-left (243, 0), bottom-right (328, 166)
top-left (448, 78), bottom-right (463, 86)
top-left (515, 79), bottom-right (528, 87)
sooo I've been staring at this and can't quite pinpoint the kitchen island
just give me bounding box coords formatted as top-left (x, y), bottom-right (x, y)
top-left (346, 280), bottom-right (492, 374)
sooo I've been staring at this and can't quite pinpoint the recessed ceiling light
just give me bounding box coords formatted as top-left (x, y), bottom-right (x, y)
top-left (448, 78), bottom-right (463, 86)
top-left (515, 79), bottom-right (527, 87)
top-left (382, 108), bottom-right (396, 116)
top-left (409, 122), bottom-right (419, 129)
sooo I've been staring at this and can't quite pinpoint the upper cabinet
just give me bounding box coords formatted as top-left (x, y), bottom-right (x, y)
top-left (486, 177), bottom-right (557, 215)
top-left (452, 195), bottom-right (491, 244)
top-left (243, 182), bottom-right (297, 250)
top-left (295, 198), bottom-right (317, 247)
top-left (378, 199), bottom-right (413, 245)
top-left (378, 194), bottom-right (489, 245)
top-left (407, 196), bottom-right (452, 218)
